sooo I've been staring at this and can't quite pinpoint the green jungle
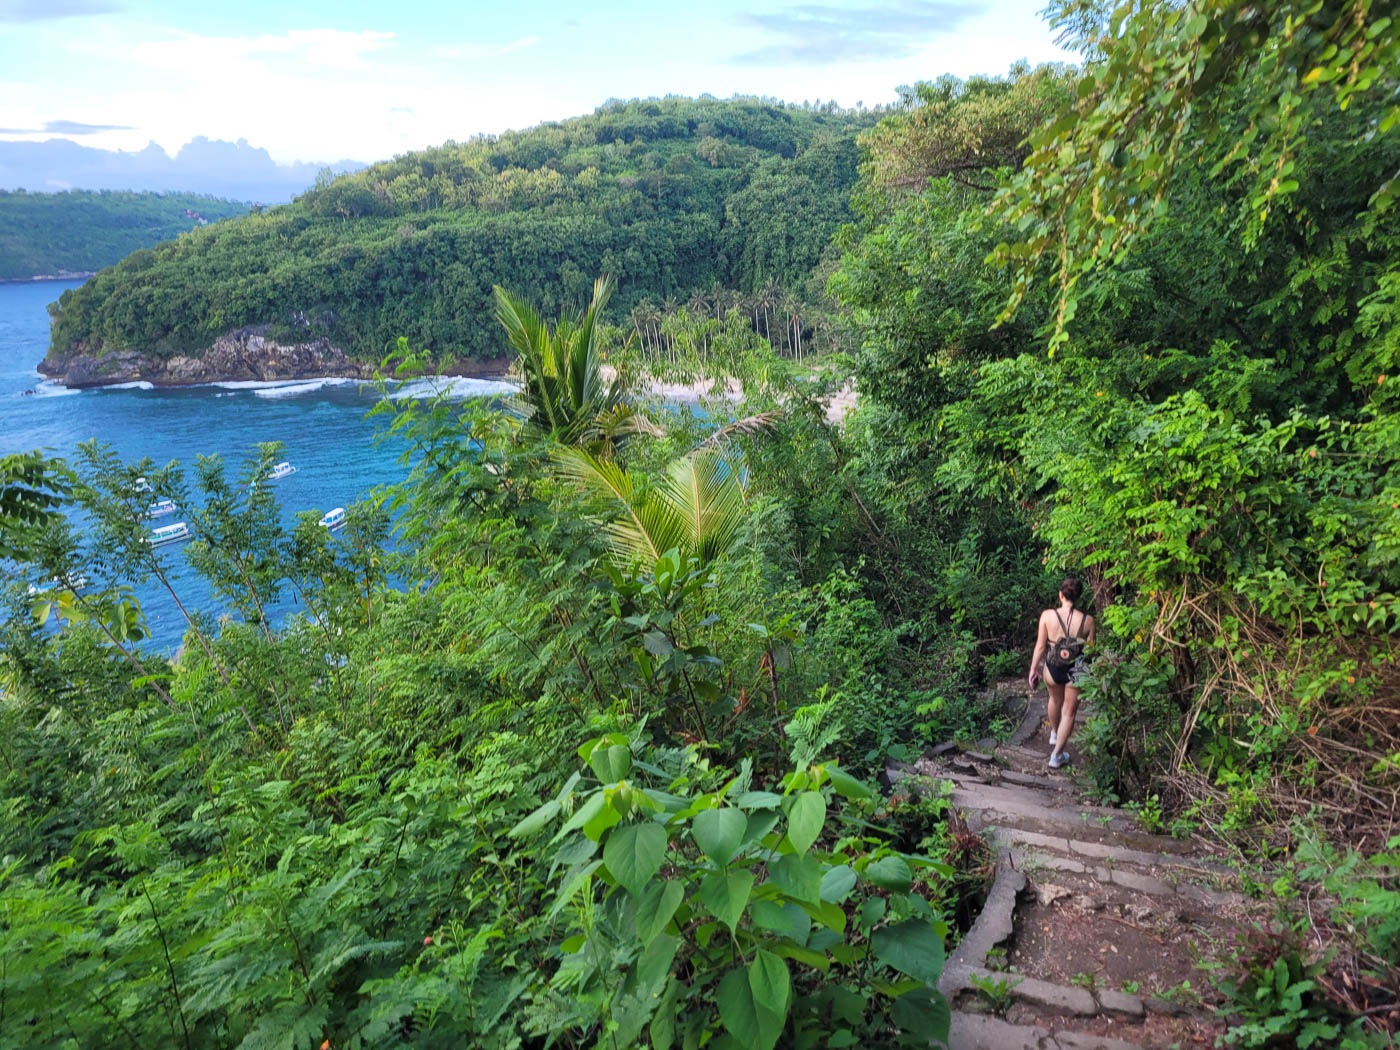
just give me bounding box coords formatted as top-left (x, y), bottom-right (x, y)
top-left (0, 191), bottom-right (249, 281)
top-left (3, 1), bottom-right (1399, 1047)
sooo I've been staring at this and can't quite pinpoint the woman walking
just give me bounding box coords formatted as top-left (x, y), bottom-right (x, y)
top-left (1028, 577), bottom-right (1095, 770)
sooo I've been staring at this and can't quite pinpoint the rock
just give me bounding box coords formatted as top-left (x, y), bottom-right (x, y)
top-left (1036, 882), bottom-right (1072, 906)
top-left (38, 326), bottom-right (509, 389)
top-left (1072, 893), bottom-right (1103, 911)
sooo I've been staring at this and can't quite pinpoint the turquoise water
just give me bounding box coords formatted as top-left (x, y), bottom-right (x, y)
top-left (1, 279), bottom-right (512, 649)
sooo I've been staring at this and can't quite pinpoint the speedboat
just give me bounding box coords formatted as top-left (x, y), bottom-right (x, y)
top-left (267, 461), bottom-right (298, 481)
top-left (146, 498), bottom-right (177, 518)
top-left (319, 507), bottom-right (347, 530)
top-left (149, 522), bottom-right (191, 546)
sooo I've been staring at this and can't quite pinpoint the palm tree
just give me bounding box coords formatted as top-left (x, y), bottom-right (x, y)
top-left (494, 275), bottom-right (655, 454)
top-left (554, 448), bottom-right (745, 570)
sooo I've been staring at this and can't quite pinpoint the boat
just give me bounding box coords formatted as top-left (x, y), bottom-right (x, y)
top-left (267, 461), bottom-right (298, 481)
top-left (132, 476), bottom-right (153, 494)
top-left (146, 498), bottom-right (177, 518)
top-left (149, 522), bottom-right (190, 546)
top-left (27, 573), bottom-right (91, 597)
top-left (319, 507), bottom-right (347, 530)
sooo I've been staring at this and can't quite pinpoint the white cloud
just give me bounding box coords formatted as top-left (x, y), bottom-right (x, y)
top-left (129, 28), bottom-right (397, 74)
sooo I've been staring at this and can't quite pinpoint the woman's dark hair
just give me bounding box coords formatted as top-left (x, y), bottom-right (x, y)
top-left (1059, 577), bottom-right (1083, 604)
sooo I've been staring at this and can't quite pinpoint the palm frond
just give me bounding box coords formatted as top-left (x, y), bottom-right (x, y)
top-left (696, 411), bottom-right (785, 449)
top-left (658, 451), bottom-right (745, 568)
top-left (553, 448), bottom-right (687, 565)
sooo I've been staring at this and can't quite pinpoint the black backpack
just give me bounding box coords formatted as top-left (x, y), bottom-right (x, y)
top-left (1046, 608), bottom-right (1086, 671)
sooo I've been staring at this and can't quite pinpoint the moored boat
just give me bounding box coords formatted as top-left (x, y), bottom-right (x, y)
top-left (27, 573), bottom-right (91, 596)
top-left (267, 461), bottom-right (297, 480)
top-left (146, 498), bottom-right (177, 518)
top-left (149, 521), bottom-right (190, 546)
top-left (319, 507), bottom-right (347, 530)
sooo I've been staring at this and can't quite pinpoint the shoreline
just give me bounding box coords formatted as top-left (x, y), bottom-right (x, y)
top-left (0, 272), bottom-right (96, 285)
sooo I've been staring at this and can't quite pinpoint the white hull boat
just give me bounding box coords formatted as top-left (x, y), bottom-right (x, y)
top-left (149, 522), bottom-right (191, 546)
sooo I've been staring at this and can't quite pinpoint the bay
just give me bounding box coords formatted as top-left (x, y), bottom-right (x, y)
top-left (0, 279), bottom-right (513, 650)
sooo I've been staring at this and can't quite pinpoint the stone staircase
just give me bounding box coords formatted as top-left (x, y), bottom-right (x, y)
top-left (888, 686), bottom-right (1250, 1049)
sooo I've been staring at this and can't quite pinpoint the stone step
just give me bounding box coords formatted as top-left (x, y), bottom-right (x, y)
top-left (990, 826), bottom-right (1229, 872)
top-left (950, 784), bottom-right (1143, 840)
top-left (947, 1010), bottom-right (1146, 1050)
top-left (961, 965), bottom-right (1145, 1019)
top-left (1014, 848), bottom-right (1248, 909)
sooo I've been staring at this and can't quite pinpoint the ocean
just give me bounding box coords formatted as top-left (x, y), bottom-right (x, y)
top-left (0, 279), bottom-right (514, 650)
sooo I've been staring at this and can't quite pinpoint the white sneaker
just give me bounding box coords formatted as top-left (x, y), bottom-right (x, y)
top-left (1049, 730), bottom-right (1058, 748)
top-left (1048, 751), bottom-right (1071, 770)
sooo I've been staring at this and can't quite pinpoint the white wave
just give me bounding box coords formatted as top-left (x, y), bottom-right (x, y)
top-left (103, 381), bottom-right (156, 391)
top-left (203, 377), bottom-right (355, 391)
top-left (252, 377), bottom-right (361, 399)
top-left (388, 376), bottom-right (516, 401)
top-left (27, 380), bottom-right (81, 398)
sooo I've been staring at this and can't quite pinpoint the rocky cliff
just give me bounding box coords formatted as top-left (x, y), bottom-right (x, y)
top-left (38, 328), bottom-right (507, 388)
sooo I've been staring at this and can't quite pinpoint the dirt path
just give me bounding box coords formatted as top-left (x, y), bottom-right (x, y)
top-left (888, 684), bottom-right (1254, 1049)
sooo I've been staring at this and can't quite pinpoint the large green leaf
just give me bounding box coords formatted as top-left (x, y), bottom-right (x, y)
top-left (508, 799), bottom-right (560, 839)
top-left (748, 950), bottom-right (791, 1015)
top-left (871, 919), bottom-right (946, 984)
top-left (819, 864), bottom-right (857, 903)
top-left (864, 854), bottom-right (913, 893)
top-left (588, 744), bottom-right (632, 784)
top-left (784, 791), bottom-right (826, 854)
top-left (635, 879), bottom-right (684, 945)
top-left (604, 822), bottom-right (667, 897)
top-left (699, 869), bottom-right (754, 932)
top-left (890, 987), bottom-right (951, 1043)
top-left (717, 967), bottom-right (784, 1050)
top-left (769, 853), bottom-right (823, 904)
top-left (692, 807), bottom-right (747, 866)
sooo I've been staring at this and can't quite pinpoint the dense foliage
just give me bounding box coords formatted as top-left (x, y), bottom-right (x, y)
top-left (46, 98), bottom-right (879, 364)
top-left (0, 190), bottom-right (248, 280)
top-left (5, 1), bottom-right (1400, 1043)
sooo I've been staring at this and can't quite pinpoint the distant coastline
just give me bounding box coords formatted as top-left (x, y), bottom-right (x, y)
top-left (0, 271), bottom-right (95, 284)
top-left (37, 326), bottom-right (513, 390)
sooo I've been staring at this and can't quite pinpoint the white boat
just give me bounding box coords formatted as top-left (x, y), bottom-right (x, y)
top-left (319, 507), bottom-right (347, 530)
top-left (27, 573), bottom-right (91, 597)
top-left (132, 476), bottom-right (153, 494)
top-left (146, 498), bottom-right (177, 518)
top-left (149, 521), bottom-right (190, 546)
top-left (267, 461), bottom-right (298, 480)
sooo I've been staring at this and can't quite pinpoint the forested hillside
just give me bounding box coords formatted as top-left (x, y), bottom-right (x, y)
top-left (0, 190), bottom-right (248, 280)
top-left (46, 97), bottom-right (877, 364)
top-left (3, 3), bottom-right (1399, 1048)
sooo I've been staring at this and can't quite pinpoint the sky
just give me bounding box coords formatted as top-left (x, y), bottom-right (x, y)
top-left (0, 0), bottom-right (1075, 165)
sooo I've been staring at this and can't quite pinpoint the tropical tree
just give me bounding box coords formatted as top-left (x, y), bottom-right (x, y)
top-left (494, 274), bottom-right (656, 454)
top-left (554, 448), bottom-right (746, 571)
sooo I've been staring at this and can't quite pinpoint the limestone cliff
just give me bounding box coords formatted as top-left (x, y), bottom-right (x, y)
top-left (38, 328), bottom-right (507, 388)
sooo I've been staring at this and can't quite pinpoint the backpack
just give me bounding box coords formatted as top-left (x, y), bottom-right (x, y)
top-left (1046, 608), bottom-right (1086, 671)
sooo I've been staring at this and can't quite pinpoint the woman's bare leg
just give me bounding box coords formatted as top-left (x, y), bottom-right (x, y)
top-left (1046, 680), bottom-right (1065, 744)
top-left (1052, 684), bottom-right (1081, 759)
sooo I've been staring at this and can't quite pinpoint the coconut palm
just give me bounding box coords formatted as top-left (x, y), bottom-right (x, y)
top-left (494, 275), bottom-right (654, 453)
top-left (554, 447), bottom-right (745, 571)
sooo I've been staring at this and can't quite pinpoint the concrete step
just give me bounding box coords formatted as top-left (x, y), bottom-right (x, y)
top-left (946, 1010), bottom-right (1146, 1050)
top-left (989, 827), bottom-right (1229, 873)
top-left (1011, 848), bottom-right (1248, 909)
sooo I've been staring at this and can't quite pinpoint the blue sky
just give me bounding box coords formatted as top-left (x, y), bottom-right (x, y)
top-left (0, 0), bottom-right (1075, 164)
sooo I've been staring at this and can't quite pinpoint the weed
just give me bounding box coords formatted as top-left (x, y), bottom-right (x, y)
top-left (968, 972), bottom-right (1022, 1018)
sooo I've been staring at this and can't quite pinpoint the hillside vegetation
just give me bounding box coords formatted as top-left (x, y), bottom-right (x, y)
top-left (47, 97), bottom-right (878, 362)
top-left (3, 4), bottom-right (1399, 1048)
top-left (0, 189), bottom-right (248, 280)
